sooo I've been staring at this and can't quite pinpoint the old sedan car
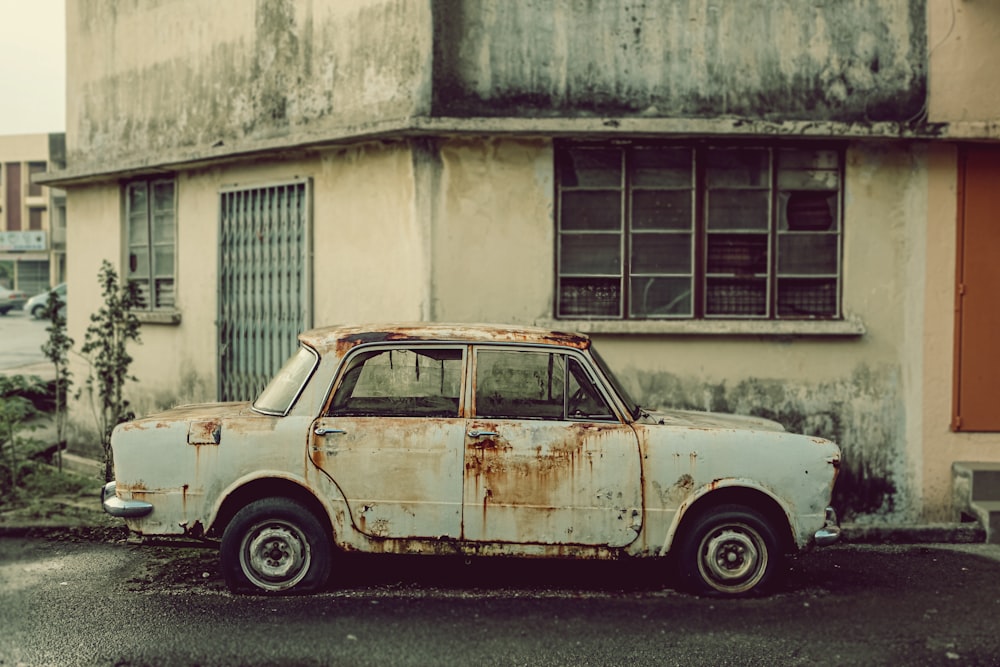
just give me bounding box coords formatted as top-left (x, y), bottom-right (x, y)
top-left (102, 323), bottom-right (841, 597)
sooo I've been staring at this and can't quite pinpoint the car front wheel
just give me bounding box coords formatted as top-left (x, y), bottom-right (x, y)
top-left (676, 504), bottom-right (781, 597)
top-left (221, 497), bottom-right (332, 594)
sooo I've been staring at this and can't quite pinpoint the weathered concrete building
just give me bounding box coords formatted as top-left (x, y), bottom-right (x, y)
top-left (43, 0), bottom-right (1000, 525)
top-left (1, 133), bottom-right (67, 294)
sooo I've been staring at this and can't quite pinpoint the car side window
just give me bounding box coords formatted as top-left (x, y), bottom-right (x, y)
top-left (326, 347), bottom-right (463, 418)
top-left (475, 349), bottom-right (614, 421)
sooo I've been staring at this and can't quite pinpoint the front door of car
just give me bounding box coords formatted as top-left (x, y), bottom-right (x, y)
top-left (463, 347), bottom-right (642, 547)
top-left (309, 345), bottom-right (466, 540)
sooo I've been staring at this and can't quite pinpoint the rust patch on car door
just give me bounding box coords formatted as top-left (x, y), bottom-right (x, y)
top-left (462, 419), bottom-right (641, 547)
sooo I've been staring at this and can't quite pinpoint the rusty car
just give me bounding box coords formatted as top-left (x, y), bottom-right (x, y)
top-left (102, 323), bottom-right (841, 596)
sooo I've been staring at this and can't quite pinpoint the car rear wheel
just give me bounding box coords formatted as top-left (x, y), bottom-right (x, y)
top-left (676, 504), bottom-right (781, 597)
top-left (30, 304), bottom-right (45, 319)
top-left (221, 497), bottom-right (332, 594)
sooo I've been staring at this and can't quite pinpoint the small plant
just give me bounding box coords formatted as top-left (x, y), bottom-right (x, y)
top-left (79, 260), bottom-right (142, 482)
top-left (41, 288), bottom-right (73, 473)
top-left (0, 389), bottom-right (39, 504)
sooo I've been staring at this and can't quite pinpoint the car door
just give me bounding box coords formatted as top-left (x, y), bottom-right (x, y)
top-left (309, 345), bottom-right (466, 540)
top-left (463, 346), bottom-right (642, 547)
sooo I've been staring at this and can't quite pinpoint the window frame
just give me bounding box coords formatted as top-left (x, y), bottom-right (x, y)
top-left (471, 345), bottom-right (619, 423)
top-left (124, 177), bottom-right (177, 311)
top-left (555, 140), bottom-right (844, 322)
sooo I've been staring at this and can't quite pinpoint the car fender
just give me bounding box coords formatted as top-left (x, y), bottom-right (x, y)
top-left (658, 477), bottom-right (797, 556)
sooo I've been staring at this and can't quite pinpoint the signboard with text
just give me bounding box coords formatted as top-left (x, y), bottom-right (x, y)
top-left (0, 231), bottom-right (47, 252)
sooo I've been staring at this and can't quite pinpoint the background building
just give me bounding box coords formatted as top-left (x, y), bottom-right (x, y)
top-left (0, 132), bottom-right (66, 295)
top-left (41, 0), bottom-right (1000, 526)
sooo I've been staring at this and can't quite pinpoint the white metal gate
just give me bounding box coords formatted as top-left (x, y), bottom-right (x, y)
top-left (218, 179), bottom-right (312, 401)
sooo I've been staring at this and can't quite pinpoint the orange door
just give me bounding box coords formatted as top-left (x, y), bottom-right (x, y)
top-left (954, 145), bottom-right (1000, 431)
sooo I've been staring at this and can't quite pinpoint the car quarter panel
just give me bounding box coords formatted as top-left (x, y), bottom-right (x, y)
top-left (111, 407), bottom-right (317, 536)
top-left (629, 423), bottom-right (840, 557)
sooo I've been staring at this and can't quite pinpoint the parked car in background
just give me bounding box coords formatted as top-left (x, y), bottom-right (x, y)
top-left (24, 283), bottom-right (66, 319)
top-left (102, 323), bottom-right (842, 597)
top-left (0, 285), bottom-right (28, 315)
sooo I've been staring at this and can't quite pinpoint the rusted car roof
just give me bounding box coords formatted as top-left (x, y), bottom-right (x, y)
top-left (299, 323), bottom-right (591, 356)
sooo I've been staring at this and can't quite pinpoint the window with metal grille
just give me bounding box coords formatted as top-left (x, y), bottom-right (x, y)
top-left (125, 178), bottom-right (176, 310)
top-left (555, 142), bottom-right (842, 320)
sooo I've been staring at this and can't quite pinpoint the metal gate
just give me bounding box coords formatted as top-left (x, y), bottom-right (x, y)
top-left (218, 179), bottom-right (312, 401)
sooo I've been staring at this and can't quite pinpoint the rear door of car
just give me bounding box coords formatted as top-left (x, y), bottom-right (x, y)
top-left (309, 344), bottom-right (467, 540)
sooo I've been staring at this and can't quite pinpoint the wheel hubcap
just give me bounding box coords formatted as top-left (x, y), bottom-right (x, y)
top-left (241, 521), bottom-right (311, 591)
top-left (699, 524), bottom-right (766, 593)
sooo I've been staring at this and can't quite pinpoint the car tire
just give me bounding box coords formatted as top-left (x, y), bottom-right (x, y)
top-left (0, 308), bottom-right (8, 316)
top-left (30, 305), bottom-right (45, 319)
top-left (676, 504), bottom-right (781, 597)
top-left (221, 497), bottom-right (332, 595)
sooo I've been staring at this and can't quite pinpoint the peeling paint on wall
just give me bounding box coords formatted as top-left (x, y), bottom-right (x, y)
top-left (627, 363), bottom-right (907, 520)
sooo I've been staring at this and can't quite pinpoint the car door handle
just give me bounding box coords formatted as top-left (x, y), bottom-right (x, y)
top-left (467, 430), bottom-right (498, 438)
top-left (314, 427), bottom-right (346, 436)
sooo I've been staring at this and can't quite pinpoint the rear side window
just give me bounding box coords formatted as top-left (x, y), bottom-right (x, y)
top-left (327, 347), bottom-right (464, 418)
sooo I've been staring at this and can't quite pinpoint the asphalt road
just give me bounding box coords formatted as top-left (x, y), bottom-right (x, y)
top-left (0, 308), bottom-right (48, 373)
top-left (1, 535), bottom-right (999, 666)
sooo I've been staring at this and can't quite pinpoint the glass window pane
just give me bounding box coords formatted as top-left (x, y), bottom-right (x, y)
top-left (632, 190), bottom-right (693, 230)
top-left (777, 169), bottom-right (839, 190)
top-left (153, 245), bottom-right (175, 277)
top-left (630, 276), bottom-right (692, 317)
top-left (777, 234), bottom-right (838, 275)
top-left (706, 277), bottom-right (767, 317)
top-left (153, 213), bottom-right (175, 242)
top-left (561, 191), bottom-right (622, 231)
top-left (152, 182), bottom-right (174, 213)
top-left (777, 278), bottom-right (837, 317)
top-left (631, 233), bottom-right (691, 274)
top-left (330, 348), bottom-right (463, 417)
top-left (706, 190), bottom-right (769, 230)
top-left (706, 233), bottom-right (769, 275)
top-left (779, 191), bottom-right (837, 231)
top-left (567, 358), bottom-right (613, 419)
top-left (560, 234), bottom-right (621, 275)
top-left (128, 183), bottom-right (148, 217)
top-left (128, 249), bottom-right (150, 279)
top-left (558, 148), bottom-right (622, 188)
top-left (779, 148), bottom-right (838, 170)
top-left (476, 350), bottom-right (565, 420)
top-left (629, 148), bottom-right (692, 187)
top-left (706, 148), bottom-right (769, 187)
top-left (558, 278), bottom-right (621, 318)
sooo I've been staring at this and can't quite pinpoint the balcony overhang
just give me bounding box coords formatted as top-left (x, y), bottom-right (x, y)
top-left (37, 115), bottom-right (1000, 188)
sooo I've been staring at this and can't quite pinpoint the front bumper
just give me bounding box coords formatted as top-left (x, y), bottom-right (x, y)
top-left (101, 481), bottom-right (154, 518)
top-left (814, 506), bottom-right (842, 546)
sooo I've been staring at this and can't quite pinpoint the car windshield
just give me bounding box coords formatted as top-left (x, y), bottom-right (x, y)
top-left (252, 346), bottom-right (319, 416)
top-left (590, 345), bottom-right (642, 420)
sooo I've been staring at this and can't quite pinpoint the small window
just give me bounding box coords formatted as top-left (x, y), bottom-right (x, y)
top-left (556, 142), bottom-right (843, 320)
top-left (125, 178), bottom-right (176, 310)
top-left (328, 347), bottom-right (463, 418)
top-left (475, 349), bottom-right (613, 421)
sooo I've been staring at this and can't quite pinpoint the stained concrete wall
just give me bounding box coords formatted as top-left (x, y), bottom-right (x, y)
top-left (66, 0), bottom-right (432, 171)
top-left (432, 0), bottom-right (925, 121)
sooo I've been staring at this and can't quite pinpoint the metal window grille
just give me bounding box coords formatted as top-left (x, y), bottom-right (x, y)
top-left (218, 180), bottom-right (312, 402)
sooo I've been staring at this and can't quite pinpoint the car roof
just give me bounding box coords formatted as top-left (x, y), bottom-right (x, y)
top-left (299, 323), bottom-right (591, 356)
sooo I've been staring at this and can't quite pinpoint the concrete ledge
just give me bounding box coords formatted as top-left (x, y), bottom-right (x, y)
top-left (841, 522), bottom-right (986, 545)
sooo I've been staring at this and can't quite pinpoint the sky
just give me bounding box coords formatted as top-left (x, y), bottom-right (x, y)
top-left (0, 0), bottom-right (66, 135)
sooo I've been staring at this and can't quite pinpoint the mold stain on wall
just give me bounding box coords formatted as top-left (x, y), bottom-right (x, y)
top-left (627, 362), bottom-right (906, 520)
